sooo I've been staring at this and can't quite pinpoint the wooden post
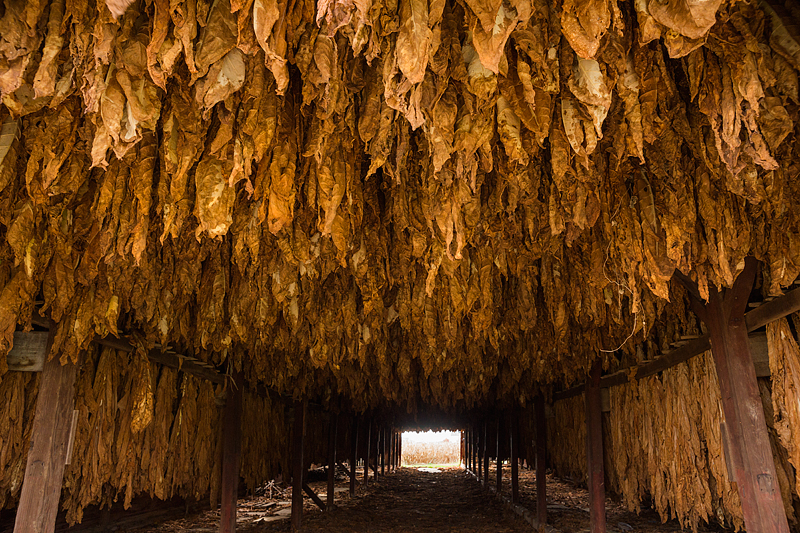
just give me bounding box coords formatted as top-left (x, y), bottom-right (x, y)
top-left (483, 419), bottom-right (489, 484)
top-left (496, 416), bottom-right (503, 493)
top-left (220, 371), bottom-right (243, 533)
top-left (465, 428), bottom-right (470, 472)
top-left (327, 412), bottom-right (337, 511)
top-left (535, 395), bottom-right (547, 527)
top-left (291, 400), bottom-right (306, 532)
top-left (350, 417), bottom-right (358, 497)
top-left (398, 432), bottom-right (402, 467)
top-left (697, 258), bottom-right (790, 533)
top-left (14, 331), bottom-right (77, 533)
top-left (511, 410), bottom-right (519, 504)
top-left (372, 423), bottom-right (379, 479)
top-left (586, 360), bottom-right (606, 533)
top-left (364, 419), bottom-right (371, 487)
top-left (477, 424), bottom-right (482, 481)
top-left (380, 426), bottom-right (386, 476)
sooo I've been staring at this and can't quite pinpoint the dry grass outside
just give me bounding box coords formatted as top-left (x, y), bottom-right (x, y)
top-left (402, 439), bottom-right (461, 466)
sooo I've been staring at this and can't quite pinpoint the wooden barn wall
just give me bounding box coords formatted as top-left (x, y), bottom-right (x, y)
top-left (0, 345), bottom-right (300, 525)
top-left (547, 311), bottom-right (800, 532)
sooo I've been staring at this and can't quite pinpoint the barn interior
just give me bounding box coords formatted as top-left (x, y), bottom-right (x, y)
top-left (1, 0), bottom-right (800, 531)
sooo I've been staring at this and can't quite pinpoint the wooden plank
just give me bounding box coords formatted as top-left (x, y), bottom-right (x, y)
top-left (291, 400), bottom-right (305, 532)
top-left (535, 396), bottom-right (547, 528)
top-left (703, 259), bottom-right (790, 533)
top-left (585, 360), bottom-right (606, 533)
top-left (220, 372), bottom-right (243, 533)
top-left (327, 413), bottom-right (337, 511)
top-left (14, 330), bottom-right (77, 533)
top-left (7, 331), bottom-right (49, 371)
top-left (303, 484), bottom-right (325, 512)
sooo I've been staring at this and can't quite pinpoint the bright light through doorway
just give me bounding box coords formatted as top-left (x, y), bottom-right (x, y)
top-left (401, 430), bottom-right (461, 467)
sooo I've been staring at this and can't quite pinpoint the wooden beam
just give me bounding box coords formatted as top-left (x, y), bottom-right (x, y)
top-left (745, 286), bottom-right (800, 332)
top-left (14, 331), bottom-right (77, 533)
top-left (380, 426), bottom-right (386, 477)
top-left (326, 413), bottom-right (337, 511)
top-left (586, 360), bottom-right (606, 533)
top-left (303, 484), bottom-right (325, 512)
top-left (7, 331), bottom-right (49, 371)
top-left (535, 395), bottom-right (547, 528)
top-left (553, 282), bottom-right (800, 402)
top-left (702, 259), bottom-right (790, 533)
top-left (291, 400), bottom-right (305, 532)
top-left (219, 371), bottom-right (243, 533)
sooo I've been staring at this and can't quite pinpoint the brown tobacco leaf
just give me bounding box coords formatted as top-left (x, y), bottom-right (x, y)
top-left (396, 0), bottom-right (433, 84)
top-left (648, 0), bottom-right (722, 41)
top-left (561, 0), bottom-right (610, 59)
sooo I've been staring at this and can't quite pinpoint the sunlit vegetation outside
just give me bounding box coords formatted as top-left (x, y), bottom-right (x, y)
top-left (401, 431), bottom-right (461, 467)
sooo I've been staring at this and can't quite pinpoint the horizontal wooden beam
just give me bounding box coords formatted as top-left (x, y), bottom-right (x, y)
top-left (554, 285), bottom-right (800, 402)
top-left (9, 327), bottom-right (225, 385)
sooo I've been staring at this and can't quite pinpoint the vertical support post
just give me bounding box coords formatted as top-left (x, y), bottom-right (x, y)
top-left (483, 419), bottom-right (489, 484)
top-left (511, 409), bottom-right (519, 504)
top-left (535, 395), bottom-right (547, 527)
top-left (291, 400), bottom-right (306, 532)
top-left (349, 417), bottom-right (358, 497)
top-left (14, 331), bottom-right (77, 533)
top-left (398, 432), bottom-right (403, 467)
top-left (585, 360), bottom-right (606, 533)
top-left (220, 371), bottom-right (243, 533)
top-left (496, 416), bottom-right (503, 494)
top-left (380, 426), bottom-right (386, 476)
top-left (477, 423), bottom-right (482, 482)
top-left (327, 412), bottom-right (337, 511)
top-left (465, 428), bottom-right (471, 472)
top-left (700, 258), bottom-right (790, 533)
top-left (364, 419), bottom-right (371, 487)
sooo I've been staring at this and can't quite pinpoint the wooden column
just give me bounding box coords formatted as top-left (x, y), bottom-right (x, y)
top-left (372, 423), bottom-right (379, 479)
top-left (482, 419), bottom-right (489, 484)
top-left (291, 400), bottom-right (306, 532)
top-left (477, 423), bottom-right (482, 482)
top-left (465, 428), bottom-right (470, 472)
top-left (511, 410), bottom-right (519, 504)
top-left (586, 360), bottom-right (606, 533)
top-left (14, 332), bottom-right (77, 533)
top-left (535, 395), bottom-right (547, 527)
top-left (496, 416), bottom-right (503, 493)
top-left (349, 417), bottom-right (358, 497)
top-left (327, 412), bottom-right (337, 511)
top-left (696, 258), bottom-right (790, 533)
top-left (220, 371), bottom-right (243, 533)
top-left (380, 426), bottom-right (386, 476)
top-left (364, 419), bottom-right (371, 487)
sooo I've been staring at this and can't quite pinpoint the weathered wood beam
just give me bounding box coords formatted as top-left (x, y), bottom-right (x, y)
top-left (553, 283), bottom-right (800, 401)
top-left (586, 360), bottom-right (606, 533)
top-left (482, 419), bottom-right (489, 485)
top-left (363, 419), bottom-right (371, 487)
top-left (14, 331), bottom-right (77, 533)
top-left (219, 372), bottom-right (243, 533)
top-left (701, 259), bottom-right (789, 533)
top-left (15, 322), bottom-right (225, 385)
top-left (302, 484), bottom-right (325, 512)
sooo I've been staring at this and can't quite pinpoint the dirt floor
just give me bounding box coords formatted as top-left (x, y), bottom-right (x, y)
top-left (132, 466), bottom-right (736, 533)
